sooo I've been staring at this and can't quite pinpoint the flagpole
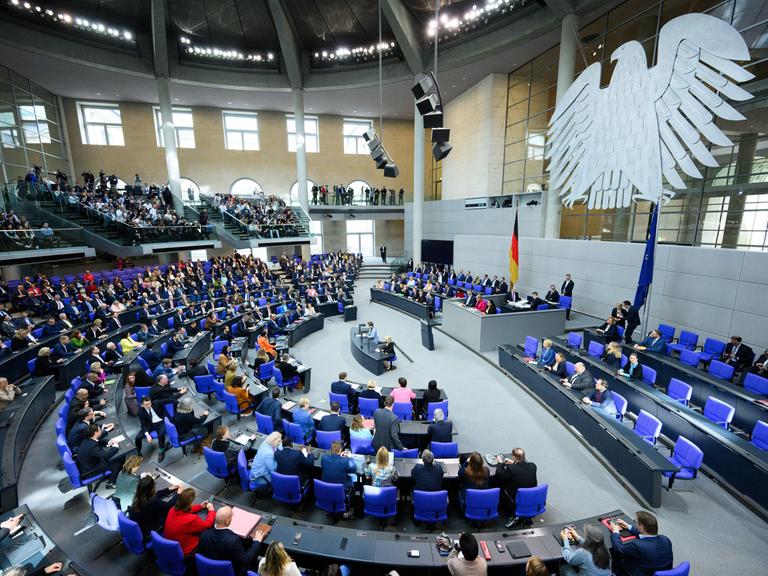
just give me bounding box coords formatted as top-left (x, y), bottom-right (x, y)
top-left (641, 200), bottom-right (662, 335)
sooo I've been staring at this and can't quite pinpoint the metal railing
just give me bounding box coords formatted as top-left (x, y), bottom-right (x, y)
top-left (220, 209), bottom-right (306, 239)
top-left (0, 226), bottom-right (85, 252)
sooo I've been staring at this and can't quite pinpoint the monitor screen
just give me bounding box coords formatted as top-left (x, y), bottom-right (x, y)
top-left (421, 239), bottom-right (454, 265)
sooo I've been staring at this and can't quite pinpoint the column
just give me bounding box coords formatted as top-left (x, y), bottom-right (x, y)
top-left (293, 88), bottom-right (310, 214)
top-left (412, 96), bottom-right (425, 265)
top-left (544, 13), bottom-right (578, 239)
top-left (721, 132), bottom-right (757, 249)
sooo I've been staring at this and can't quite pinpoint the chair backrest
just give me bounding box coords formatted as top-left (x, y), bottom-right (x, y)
top-left (707, 360), bottom-right (734, 381)
top-left (670, 436), bottom-right (704, 471)
top-left (196, 554), bottom-right (236, 576)
top-left (213, 340), bottom-right (229, 359)
top-left (587, 340), bottom-right (604, 359)
top-left (314, 479), bottom-right (347, 513)
top-left (350, 435), bottom-right (375, 454)
top-left (465, 488), bottom-right (500, 520)
top-left (702, 338), bottom-right (726, 357)
top-left (653, 561), bottom-right (691, 576)
top-left (703, 396), bottom-right (735, 429)
top-left (204, 447), bottom-right (230, 478)
top-left (358, 397), bottom-right (379, 418)
top-left (393, 402), bottom-right (412, 421)
top-left (667, 378), bottom-right (692, 405)
top-left (328, 392), bottom-right (349, 413)
top-left (27, 358), bottom-right (36, 374)
top-left (559, 295), bottom-right (572, 310)
top-left (62, 452), bottom-right (83, 487)
top-left (135, 386), bottom-right (151, 401)
top-left (413, 490), bottom-right (449, 522)
top-left (194, 375), bottom-right (216, 394)
top-left (271, 472), bottom-right (303, 505)
top-left (514, 484), bottom-right (548, 518)
top-left (393, 448), bottom-right (419, 458)
top-left (565, 361), bottom-right (576, 376)
top-left (536, 304), bottom-right (549, 310)
top-left (679, 349), bottom-right (700, 368)
top-left (744, 373), bottom-right (768, 395)
top-left (285, 421), bottom-right (304, 445)
top-left (259, 360), bottom-right (275, 380)
top-left (221, 390), bottom-right (241, 414)
top-left (150, 531), bottom-right (186, 576)
top-left (316, 430), bottom-right (342, 450)
top-left (524, 335), bottom-right (539, 358)
top-left (237, 449), bottom-right (250, 491)
top-left (427, 400), bottom-right (449, 421)
top-left (117, 512), bottom-right (146, 554)
top-left (430, 441), bottom-right (459, 458)
top-left (255, 412), bottom-right (274, 434)
top-left (92, 493), bottom-right (120, 531)
top-left (610, 392), bottom-right (627, 421)
top-left (658, 324), bottom-right (675, 341)
top-left (678, 330), bottom-right (698, 350)
top-left (751, 421), bottom-right (768, 451)
top-left (634, 410), bottom-right (662, 444)
top-left (164, 417), bottom-right (181, 447)
top-left (363, 485), bottom-right (398, 518)
top-left (567, 332), bottom-right (582, 348)
top-left (641, 365), bottom-right (657, 385)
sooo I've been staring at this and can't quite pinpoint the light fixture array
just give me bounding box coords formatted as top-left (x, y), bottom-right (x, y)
top-left (312, 41), bottom-right (398, 64)
top-left (427, 0), bottom-right (530, 41)
top-left (179, 36), bottom-right (275, 64)
top-left (412, 73), bottom-right (452, 162)
top-left (364, 128), bottom-right (399, 179)
top-left (6, 0), bottom-right (134, 42)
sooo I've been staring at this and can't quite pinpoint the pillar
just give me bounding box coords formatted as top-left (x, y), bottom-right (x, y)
top-left (722, 132), bottom-right (757, 249)
top-left (544, 13), bottom-right (578, 239)
top-left (292, 88), bottom-right (310, 214)
top-left (2, 265), bottom-right (21, 282)
top-left (412, 95), bottom-right (425, 265)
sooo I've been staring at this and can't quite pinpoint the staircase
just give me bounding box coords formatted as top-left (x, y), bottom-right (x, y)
top-left (358, 263), bottom-right (396, 280)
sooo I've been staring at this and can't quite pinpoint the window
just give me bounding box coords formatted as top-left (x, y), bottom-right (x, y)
top-left (290, 179), bottom-right (316, 206)
top-left (180, 178), bottom-right (201, 201)
top-left (223, 111), bottom-right (260, 151)
top-left (310, 220), bottom-right (323, 254)
top-left (189, 249), bottom-right (208, 262)
top-left (0, 112), bottom-right (20, 148)
top-left (153, 107), bottom-right (195, 148)
top-left (343, 119), bottom-right (373, 154)
top-left (286, 114), bottom-right (319, 153)
top-left (347, 180), bottom-right (370, 205)
top-left (77, 102), bottom-right (124, 146)
top-left (346, 219), bottom-right (374, 256)
top-left (19, 105), bottom-right (51, 144)
top-left (230, 178), bottom-right (262, 196)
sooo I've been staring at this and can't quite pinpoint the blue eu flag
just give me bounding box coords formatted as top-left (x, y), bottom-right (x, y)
top-left (633, 203), bottom-right (659, 309)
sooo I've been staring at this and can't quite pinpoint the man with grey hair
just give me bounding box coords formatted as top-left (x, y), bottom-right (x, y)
top-left (411, 449), bottom-right (444, 492)
top-left (561, 361), bottom-right (595, 396)
top-left (427, 408), bottom-right (453, 443)
top-left (197, 505), bottom-right (265, 575)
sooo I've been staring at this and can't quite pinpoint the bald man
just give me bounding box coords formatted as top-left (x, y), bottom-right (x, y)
top-left (197, 506), bottom-right (265, 575)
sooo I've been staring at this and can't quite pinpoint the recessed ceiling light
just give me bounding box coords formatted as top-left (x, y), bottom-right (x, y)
top-left (96, 92), bottom-right (101, 96)
top-left (353, 110), bottom-right (357, 113)
top-left (227, 101), bottom-right (232, 105)
top-left (174, 97), bottom-right (179, 101)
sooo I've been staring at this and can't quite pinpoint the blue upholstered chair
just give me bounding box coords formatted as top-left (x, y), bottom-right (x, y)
top-left (393, 402), bottom-right (413, 421)
top-left (707, 360), bottom-right (734, 381)
top-left (702, 396), bottom-right (735, 429)
top-left (196, 554), bottom-right (235, 576)
top-left (744, 373), bottom-right (768, 395)
top-left (255, 412), bottom-right (274, 434)
top-left (567, 331), bottom-right (582, 349)
top-left (512, 484), bottom-right (548, 527)
top-left (427, 400), bottom-right (449, 421)
top-left (430, 441), bottom-right (459, 458)
top-left (271, 472), bottom-right (309, 506)
top-left (151, 531), bottom-right (186, 576)
top-left (363, 485), bottom-right (398, 523)
top-left (117, 512), bottom-right (149, 555)
top-left (314, 479), bottom-right (348, 516)
top-left (611, 392), bottom-right (627, 421)
top-left (523, 335), bottom-right (539, 358)
top-left (751, 420), bottom-right (768, 451)
top-left (358, 397), bottom-right (379, 418)
top-left (316, 430), bottom-right (342, 450)
top-left (587, 340), bottom-right (604, 359)
top-left (464, 488), bottom-right (500, 524)
top-left (633, 410), bottom-right (662, 445)
top-left (329, 392), bottom-right (350, 413)
top-left (662, 436), bottom-right (704, 490)
top-left (413, 490), bottom-right (449, 527)
top-left (350, 436), bottom-right (375, 455)
top-left (653, 561), bottom-right (690, 576)
top-left (667, 378), bottom-right (692, 406)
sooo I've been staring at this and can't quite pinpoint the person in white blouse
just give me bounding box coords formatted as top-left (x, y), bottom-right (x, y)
top-left (258, 541), bottom-right (301, 576)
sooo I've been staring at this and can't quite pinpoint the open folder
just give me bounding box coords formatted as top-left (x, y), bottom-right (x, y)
top-left (229, 508), bottom-right (262, 538)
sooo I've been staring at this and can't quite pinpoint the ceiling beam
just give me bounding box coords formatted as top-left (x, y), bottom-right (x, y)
top-left (381, 0), bottom-right (425, 75)
top-left (267, 0), bottom-right (303, 89)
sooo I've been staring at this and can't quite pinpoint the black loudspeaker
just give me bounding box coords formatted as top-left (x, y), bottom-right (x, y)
top-left (367, 136), bottom-right (382, 151)
top-left (411, 75), bottom-right (435, 100)
top-left (431, 128), bottom-right (450, 143)
top-left (383, 164), bottom-right (400, 178)
top-left (423, 111), bottom-right (443, 129)
top-left (363, 128), bottom-right (377, 142)
top-left (371, 146), bottom-right (386, 161)
top-left (376, 156), bottom-right (389, 169)
top-left (416, 93), bottom-right (439, 116)
top-left (432, 141), bottom-right (452, 161)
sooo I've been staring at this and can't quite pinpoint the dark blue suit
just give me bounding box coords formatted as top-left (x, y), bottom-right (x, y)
top-left (640, 336), bottom-right (668, 354)
top-left (274, 447), bottom-right (315, 484)
top-left (427, 420), bottom-right (453, 443)
top-left (611, 529), bottom-right (673, 576)
top-left (321, 453), bottom-right (357, 489)
top-left (197, 527), bottom-right (260, 575)
top-left (318, 413), bottom-right (346, 433)
top-left (256, 397), bottom-right (282, 431)
top-left (411, 463), bottom-right (444, 492)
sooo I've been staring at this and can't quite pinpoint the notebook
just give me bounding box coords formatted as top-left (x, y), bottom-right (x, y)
top-left (506, 540), bottom-right (532, 559)
top-left (229, 508), bottom-right (262, 538)
top-left (312, 410), bottom-right (329, 421)
top-left (281, 401), bottom-right (296, 410)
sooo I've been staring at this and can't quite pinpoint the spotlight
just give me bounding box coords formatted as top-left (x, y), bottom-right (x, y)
top-left (362, 128), bottom-right (377, 142)
top-left (375, 156), bottom-right (389, 169)
top-left (411, 71), bottom-right (451, 161)
top-left (431, 128), bottom-right (450, 143)
top-left (432, 141), bottom-right (452, 162)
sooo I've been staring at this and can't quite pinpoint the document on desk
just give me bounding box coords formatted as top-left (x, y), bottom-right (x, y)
top-left (110, 434), bottom-right (126, 444)
top-left (312, 410), bottom-right (329, 421)
top-left (229, 508), bottom-right (262, 538)
top-left (234, 434), bottom-right (255, 446)
top-left (297, 365), bottom-right (309, 373)
top-left (281, 401), bottom-right (296, 411)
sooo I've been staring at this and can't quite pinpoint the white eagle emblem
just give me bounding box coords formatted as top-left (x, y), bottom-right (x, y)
top-left (546, 13), bottom-right (754, 209)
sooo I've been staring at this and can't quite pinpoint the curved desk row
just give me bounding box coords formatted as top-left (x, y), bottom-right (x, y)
top-left (281, 314), bottom-right (325, 347)
top-left (349, 328), bottom-right (394, 376)
top-left (582, 329), bottom-right (768, 433)
top-left (370, 288), bottom-right (432, 321)
top-left (551, 340), bottom-right (768, 516)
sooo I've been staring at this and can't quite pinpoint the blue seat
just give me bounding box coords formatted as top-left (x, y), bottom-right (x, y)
top-left (658, 324), bottom-right (675, 342)
top-left (633, 410), bottom-right (662, 445)
top-left (63, 451), bottom-right (109, 491)
top-left (165, 416), bottom-right (202, 455)
top-left (536, 304), bottom-right (549, 311)
top-left (393, 448), bottom-right (419, 458)
top-left (350, 435), bottom-right (375, 455)
top-left (565, 361), bottom-right (576, 376)
top-left (258, 360), bottom-right (274, 383)
top-left (558, 295), bottom-right (572, 312)
top-left (196, 554), bottom-right (235, 576)
top-left (314, 479), bottom-right (348, 515)
top-left (698, 338), bottom-right (726, 364)
top-left (434, 296), bottom-right (442, 312)
top-left (653, 561), bottom-right (691, 576)
top-left (358, 397), bottom-right (379, 418)
top-left (271, 472), bottom-right (309, 506)
top-left (282, 420), bottom-right (305, 445)
top-left (237, 449), bottom-right (252, 492)
top-left (254, 412), bottom-right (274, 434)
top-left (702, 397), bottom-right (734, 429)
top-left (135, 386), bottom-right (151, 401)
top-left (92, 493), bottom-right (120, 531)
top-left (272, 367), bottom-right (298, 392)
top-left (515, 484), bottom-right (548, 522)
top-left (611, 392), bottom-right (627, 421)
top-left (393, 402), bottom-right (412, 421)
top-left (27, 358), bottom-right (36, 374)
top-left (329, 392), bottom-right (350, 413)
top-left (363, 485), bottom-right (398, 521)
top-left (316, 430), bottom-right (342, 450)
top-left (667, 378), bottom-right (692, 406)
top-left (427, 400), bottom-right (449, 421)
top-left (222, 390), bottom-right (249, 419)
top-left (523, 335), bottom-right (538, 358)
top-left (587, 340), bottom-right (604, 359)
top-left (751, 421), bottom-right (768, 451)
top-left (117, 512), bottom-right (149, 555)
top-left (56, 433), bottom-right (70, 458)
top-left (567, 331), bottom-right (582, 348)
top-left (207, 360), bottom-right (218, 378)
top-left (430, 441), bottom-right (459, 458)
top-left (745, 373), bottom-right (768, 395)
top-left (662, 436), bottom-right (704, 490)
top-left (213, 340), bottom-right (229, 360)
top-left (668, 331), bottom-right (698, 354)
top-left (413, 490), bottom-right (449, 526)
top-left (70, 376), bottom-right (82, 391)
top-left (464, 488), bottom-right (500, 523)
top-left (679, 349), bottom-right (700, 368)
top-left (641, 365), bottom-right (657, 386)
top-left (708, 360), bottom-right (734, 381)
top-left (150, 531), bottom-right (186, 576)
top-left (194, 375), bottom-right (216, 398)
top-left (204, 447), bottom-right (234, 481)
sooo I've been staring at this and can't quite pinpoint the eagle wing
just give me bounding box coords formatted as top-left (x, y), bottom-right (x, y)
top-left (652, 13), bottom-right (753, 190)
top-left (545, 63), bottom-right (603, 207)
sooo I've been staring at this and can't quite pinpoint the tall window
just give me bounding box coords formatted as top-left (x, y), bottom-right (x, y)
top-left (347, 180), bottom-right (370, 205)
top-left (310, 220), bottom-right (323, 254)
top-left (343, 119), bottom-right (373, 154)
top-left (286, 114), bottom-right (319, 153)
top-left (223, 111), bottom-right (260, 151)
top-left (0, 111), bottom-right (21, 148)
top-left (290, 179), bottom-right (316, 206)
top-left (77, 102), bottom-right (124, 146)
top-left (230, 178), bottom-right (262, 196)
top-left (19, 105), bottom-right (51, 144)
top-left (346, 219), bottom-right (374, 256)
top-left (153, 107), bottom-right (195, 148)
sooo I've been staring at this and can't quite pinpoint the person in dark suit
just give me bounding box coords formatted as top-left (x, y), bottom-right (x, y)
top-left (619, 353), bottom-right (643, 380)
top-left (634, 330), bottom-right (667, 354)
top-left (149, 374), bottom-right (187, 415)
top-left (720, 335), bottom-right (754, 373)
top-left (106, 312), bottom-right (123, 332)
top-left (492, 448), bottom-right (538, 527)
top-left (609, 511), bottom-right (673, 576)
top-left (173, 396), bottom-right (209, 441)
top-left (545, 352), bottom-right (568, 378)
top-left (372, 396), bottom-right (405, 451)
top-left (67, 408), bottom-right (113, 454)
top-left (256, 387), bottom-right (283, 432)
top-left (561, 362), bottom-right (595, 397)
top-left (135, 396), bottom-right (167, 462)
top-left (427, 408), bottom-right (453, 443)
top-left (545, 285), bottom-right (560, 304)
top-left (561, 274), bottom-right (574, 319)
top-left (463, 291), bottom-right (477, 308)
top-left (212, 425), bottom-right (254, 467)
top-left (596, 317), bottom-right (621, 344)
top-left (128, 475), bottom-right (180, 540)
top-left (318, 402), bottom-right (347, 438)
top-left (274, 437), bottom-right (315, 487)
top-left (411, 449), bottom-right (444, 492)
top-left (320, 441), bottom-right (357, 518)
top-left (52, 335), bottom-right (75, 360)
top-left (527, 292), bottom-right (547, 310)
top-left (623, 300), bottom-right (641, 344)
top-left (103, 342), bottom-right (123, 369)
top-left (358, 379), bottom-right (382, 407)
top-left (77, 425), bottom-right (123, 487)
top-left (331, 371), bottom-right (358, 412)
top-left (197, 506), bottom-right (265, 575)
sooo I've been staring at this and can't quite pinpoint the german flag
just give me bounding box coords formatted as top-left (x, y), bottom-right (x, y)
top-left (509, 208), bottom-right (519, 285)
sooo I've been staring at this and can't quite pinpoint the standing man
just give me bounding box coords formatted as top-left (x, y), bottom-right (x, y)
top-left (372, 396), bottom-right (405, 451)
top-left (623, 300), bottom-right (641, 345)
top-left (561, 273), bottom-right (574, 320)
top-left (380, 245), bottom-right (387, 263)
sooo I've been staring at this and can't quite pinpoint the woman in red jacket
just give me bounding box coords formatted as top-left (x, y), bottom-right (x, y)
top-left (163, 488), bottom-right (215, 556)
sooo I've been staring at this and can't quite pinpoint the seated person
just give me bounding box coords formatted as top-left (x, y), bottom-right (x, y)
top-left (582, 378), bottom-right (618, 417)
top-left (721, 335), bottom-right (754, 373)
top-left (128, 475), bottom-right (180, 540)
top-left (358, 379), bottom-right (382, 405)
top-left (318, 401), bottom-right (347, 438)
top-left (212, 425), bottom-right (255, 468)
top-left (390, 377), bottom-right (416, 406)
top-left (256, 388), bottom-right (283, 432)
top-left (457, 452), bottom-right (489, 507)
top-left (560, 523), bottom-right (613, 576)
top-left (163, 488), bottom-right (215, 557)
top-left (427, 408), bottom-right (453, 443)
top-left (608, 511), bottom-right (673, 576)
top-left (227, 374), bottom-right (255, 414)
top-left (0, 377), bottom-right (22, 410)
top-left (330, 371), bottom-right (358, 412)
top-left (596, 317), bottom-right (621, 344)
top-left (349, 414), bottom-right (372, 441)
top-left (251, 347), bottom-right (271, 374)
top-left (77, 424), bottom-right (123, 488)
top-left (545, 351), bottom-right (568, 378)
top-left (411, 449), bottom-right (444, 492)
top-left (291, 397), bottom-right (316, 444)
top-left (275, 353), bottom-right (302, 385)
top-left (149, 374), bottom-right (187, 415)
top-left (320, 441), bottom-right (357, 518)
top-left (536, 339), bottom-right (556, 368)
top-left (561, 362), bottom-right (595, 397)
top-left (448, 533), bottom-right (487, 576)
top-left (249, 432), bottom-right (282, 489)
top-left (634, 330), bottom-right (667, 353)
top-left (257, 329), bottom-right (276, 359)
top-left (602, 341), bottom-right (624, 367)
top-left (378, 336), bottom-right (396, 371)
top-left (491, 447), bottom-right (537, 527)
top-left (198, 506), bottom-right (265, 576)
top-left (81, 372), bottom-right (106, 399)
top-left (618, 353), bottom-right (643, 380)
top-left (173, 397), bottom-right (209, 444)
top-left (216, 345), bottom-right (231, 376)
top-left (274, 436), bottom-right (315, 487)
top-left (365, 446), bottom-right (399, 487)
top-left (474, 294), bottom-right (489, 313)
top-left (545, 285), bottom-right (560, 304)
top-left (527, 292), bottom-right (546, 309)
top-left (119, 333), bottom-right (143, 353)
top-left (113, 455), bottom-right (144, 511)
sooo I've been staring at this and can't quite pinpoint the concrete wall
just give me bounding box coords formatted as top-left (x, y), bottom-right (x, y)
top-left (375, 219), bottom-right (404, 256)
top-left (321, 220), bottom-right (347, 252)
top-left (441, 73), bottom-right (508, 200)
top-left (62, 99), bottom-right (416, 197)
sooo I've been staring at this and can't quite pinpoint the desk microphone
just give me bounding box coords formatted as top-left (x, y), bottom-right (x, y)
top-left (292, 521), bottom-right (323, 530)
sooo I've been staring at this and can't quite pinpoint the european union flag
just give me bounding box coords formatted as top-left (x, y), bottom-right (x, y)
top-left (633, 203), bottom-right (659, 309)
